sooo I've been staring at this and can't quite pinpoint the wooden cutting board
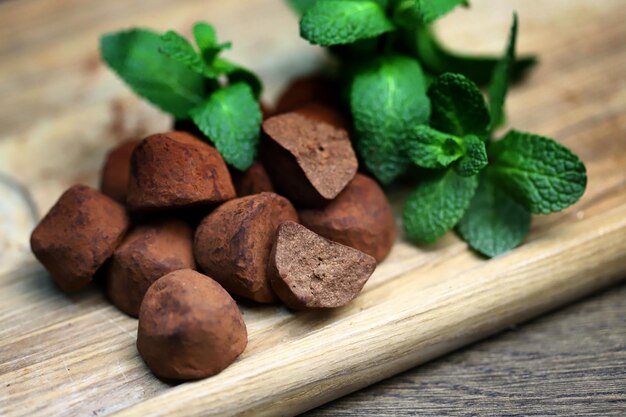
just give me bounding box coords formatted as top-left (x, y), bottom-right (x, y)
top-left (1, 0), bottom-right (625, 416)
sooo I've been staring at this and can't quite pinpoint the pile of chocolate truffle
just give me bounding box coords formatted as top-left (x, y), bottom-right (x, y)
top-left (30, 77), bottom-right (396, 381)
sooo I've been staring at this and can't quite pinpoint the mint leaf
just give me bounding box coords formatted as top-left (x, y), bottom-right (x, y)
top-left (414, 26), bottom-right (537, 86)
top-left (190, 83), bottom-right (262, 170)
top-left (100, 29), bottom-right (205, 118)
top-left (405, 125), bottom-right (464, 169)
top-left (300, 0), bottom-right (394, 46)
top-left (160, 30), bottom-right (212, 77)
top-left (214, 58), bottom-right (263, 98)
top-left (350, 55), bottom-right (430, 184)
top-left (490, 130), bottom-right (587, 214)
top-left (192, 22), bottom-right (231, 64)
top-left (454, 134), bottom-right (487, 177)
top-left (457, 172), bottom-right (531, 257)
top-left (428, 73), bottom-right (490, 139)
top-left (403, 170), bottom-right (478, 244)
top-left (488, 13), bottom-right (518, 130)
top-left (394, 0), bottom-right (468, 27)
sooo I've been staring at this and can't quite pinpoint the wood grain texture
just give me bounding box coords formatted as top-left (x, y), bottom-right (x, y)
top-left (306, 283), bottom-right (626, 417)
top-left (0, 0), bottom-right (625, 416)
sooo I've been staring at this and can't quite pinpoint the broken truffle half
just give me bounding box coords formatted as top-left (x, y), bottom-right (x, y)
top-left (268, 221), bottom-right (376, 310)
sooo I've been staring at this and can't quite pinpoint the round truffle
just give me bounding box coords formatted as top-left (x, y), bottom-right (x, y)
top-left (100, 139), bottom-right (139, 203)
top-left (194, 192), bottom-right (298, 302)
top-left (268, 221), bottom-right (376, 310)
top-left (127, 131), bottom-right (236, 212)
top-left (293, 103), bottom-right (349, 131)
top-left (260, 112), bottom-right (358, 207)
top-left (233, 162), bottom-right (275, 197)
top-left (106, 219), bottom-right (195, 317)
top-left (299, 174), bottom-right (396, 262)
top-left (30, 185), bottom-right (130, 292)
top-left (275, 75), bottom-right (339, 114)
top-left (137, 269), bottom-right (247, 380)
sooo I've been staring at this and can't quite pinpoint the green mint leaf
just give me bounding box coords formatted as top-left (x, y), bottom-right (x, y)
top-left (454, 134), bottom-right (487, 177)
top-left (193, 22), bottom-right (231, 64)
top-left (414, 26), bottom-right (537, 86)
top-left (214, 58), bottom-right (263, 98)
top-left (287, 0), bottom-right (318, 15)
top-left (190, 83), bottom-right (262, 170)
top-left (394, 0), bottom-right (468, 27)
top-left (490, 130), bottom-right (587, 214)
top-left (160, 30), bottom-right (212, 77)
top-left (457, 172), bottom-right (531, 257)
top-left (403, 170), bottom-right (478, 244)
top-left (405, 125), bottom-right (464, 169)
top-left (428, 73), bottom-right (490, 139)
top-left (300, 0), bottom-right (394, 46)
top-left (488, 13), bottom-right (518, 130)
top-left (100, 29), bottom-right (205, 118)
top-left (350, 55), bottom-right (430, 184)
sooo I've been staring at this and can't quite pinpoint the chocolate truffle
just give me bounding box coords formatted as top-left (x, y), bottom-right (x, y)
top-left (233, 162), bottom-right (275, 197)
top-left (127, 131), bottom-right (236, 212)
top-left (299, 174), bottom-right (396, 262)
top-left (194, 192), bottom-right (298, 302)
top-left (137, 269), bottom-right (247, 380)
top-left (268, 221), bottom-right (376, 310)
top-left (106, 219), bottom-right (195, 317)
top-left (260, 112), bottom-right (358, 207)
top-left (30, 185), bottom-right (130, 292)
top-left (275, 75), bottom-right (339, 114)
top-left (100, 139), bottom-right (139, 203)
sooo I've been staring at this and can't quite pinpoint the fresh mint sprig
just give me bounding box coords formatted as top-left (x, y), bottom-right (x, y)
top-left (294, 2), bottom-right (586, 257)
top-left (100, 22), bottom-right (262, 170)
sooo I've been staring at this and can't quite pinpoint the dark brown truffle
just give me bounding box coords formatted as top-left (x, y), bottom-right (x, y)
top-left (260, 112), bottom-right (358, 207)
top-left (233, 162), bottom-right (275, 197)
top-left (100, 139), bottom-right (139, 203)
top-left (137, 269), bottom-right (247, 380)
top-left (106, 219), bottom-right (195, 317)
top-left (268, 221), bottom-right (376, 310)
top-left (299, 174), bottom-right (396, 262)
top-left (275, 75), bottom-right (339, 114)
top-left (127, 131), bottom-right (236, 212)
top-left (194, 192), bottom-right (298, 302)
top-left (30, 185), bottom-right (130, 292)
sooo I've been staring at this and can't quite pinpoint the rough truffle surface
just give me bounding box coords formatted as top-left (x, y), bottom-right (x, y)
top-left (107, 219), bottom-right (195, 317)
top-left (261, 112), bottom-right (357, 207)
top-left (269, 221), bottom-right (376, 310)
top-left (275, 75), bottom-right (339, 114)
top-left (100, 139), bottom-right (139, 203)
top-left (127, 131), bottom-right (236, 211)
top-left (137, 269), bottom-right (247, 380)
top-left (30, 185), bottom-right (130, 292)
top-left (299, 174), bottom-right (396, 262)
top-left (194, 192), bottom-right (298, 302)
top-left (233, 162), bottom-right (275, 197)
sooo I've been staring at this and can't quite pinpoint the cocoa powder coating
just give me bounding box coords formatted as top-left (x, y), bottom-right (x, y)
top-left (106, 219), bottom-right (195, 317)
top-left (233, 161), bottom-right (275, 197)
top-left (261, 112), bottom-right (357, 207)
top-left (137, 269), bottom-right (247, 380)
top-left (274, 75), bottom-right (340, 114)
top-left (194, 192), bottom-right (298, 302)
top-left (127, 131), bottom-right (236, 211)
top-left (268, 221), bottom-right (376, 310)
top-left (30, 185), bottom-right (130, 292)
top-left (100, 139), bottom-right (139, 203)
top-left (299, 174), bottom-right (396, 262)
top-left (293, 103), bottom-right (350, 131)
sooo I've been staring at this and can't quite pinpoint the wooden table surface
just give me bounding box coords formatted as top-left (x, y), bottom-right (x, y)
top-left (1, 0), bottom-right (625, 416)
